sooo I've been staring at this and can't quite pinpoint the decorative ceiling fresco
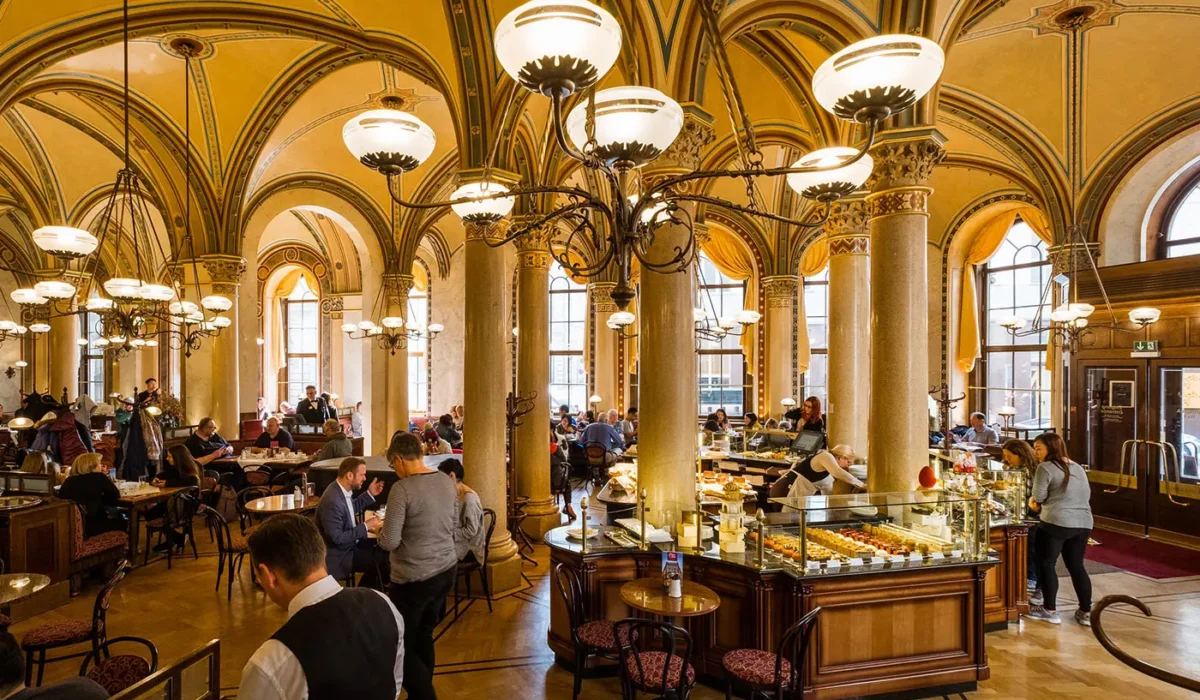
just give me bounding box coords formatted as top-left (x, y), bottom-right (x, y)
top-left (0, 0), bottom-right (1194, 279)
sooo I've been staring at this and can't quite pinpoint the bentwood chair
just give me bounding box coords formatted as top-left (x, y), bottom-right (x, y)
top-left (22, 560), bottom-right (132, 686)
top-left (235, 486), bottom-right (273, 535)
top-left (199, 505), bottom-right (250, 601)
top-left (453, 508), bottom-right (497, 619)
top-left (614, 619), bottom-right (695, 700)
top-left (584, 442), bottom-right (609, 487)
top-left (554, 563), bottom-right (631, 700)
top-left (79, 636), bottom-right (159, 694)
top-left (143, 489), bottom-right (199, 569)
top-left (722, 607), bottom-right (820, 700)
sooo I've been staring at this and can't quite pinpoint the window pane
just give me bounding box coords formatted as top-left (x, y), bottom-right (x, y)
top-left (1168, 242), bottom-right (1200, 258)
top-left (1167, 187), bottom-right (1200, 244)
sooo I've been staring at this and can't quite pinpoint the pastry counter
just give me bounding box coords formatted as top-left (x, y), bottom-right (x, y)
top-left (546, 490), bottom-right (997, 699)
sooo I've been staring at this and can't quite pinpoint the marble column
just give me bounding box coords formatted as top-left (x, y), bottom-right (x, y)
top-left (639, 106), bottom-right (714, 516)
top-left (762, 276), bottom-right (798, 420)
top-left (204, 256), bottom-right (245, 438)
top-left (382, 273), bottom-right (412, 435)
top-left (589, 282), bottom-right (619, 412)
top-left (463, 219), bottom-right (522, 593)
top-left (47, 309), bottom-right (78, 403)
top-left (866, 130), bottom-right (946, 493)
top-left (514, 222), bottom-right (559, 537)
top-left (31, 307), bottom-right (50, 395)
top-left (826, 197), bottom-right (871, 456)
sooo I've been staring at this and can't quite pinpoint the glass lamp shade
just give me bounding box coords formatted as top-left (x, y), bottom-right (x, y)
top-left (450, 182), bottom-right (515, 223)
top-left (145, 406), bottom-right (162, 417)
top-left (998, 405), bottom-right (1017, 417)
top-left (343, 110), bottom-right (436, 174)
top-left (786, 147), bottom-right (874, 201)
top-left (140, 284), bottom-right (175, 302)
top-left (146, 339), bottom-right (159, 348)
top-left (15, 326), bottom-right (26, 335)
top-left (10, 289), bottom-right (47, 305)
top-left (130, 338), bottom-right (147, 348)
top-left (0, 321), bottom-right (16, 332)
top-left (381, 316), bottom-right (405, 330)
top-left (589, 394), bottom-right (602, 404)
top-left (201, 295), bottom-right (233, 312)
top-left (15, 360), bottom-right (28, 367)
top-left (184, 310), bottom-right (205, 324)
top-left (1129, 307), bottom-right (1161, 325)
top-left (1000, 315), bottom-right (1027, 330)
top-left (358, 320), bottom-right (376, 331)
top-left (693, 308), bottom-right (711, 323)
top-left (255, 337), bottom-right (264, 346)
top-left (495, 0), bottom-right (622, 95)
top-left (169, 300), bottom-right (199, 316)
top-left (32, 226), bottom-right (99, 259)
top-left (28, 323), bottom-right (51, 334)
top-left (609, 310), bottom-right (636, 328)
top-left (76, 337), bottom-right (89, 346)
top-left (33, 280), bottom-right (76, 300)
top-left (813, 35), bottom-right (944, 121)
top-left (428, 323), bottom-right (445, 334)
top-left (341, 323), bottom-right (358, 334)
top-left (6, 417), bottom-right (33, 430)
top-left (367, 326), bottom-right (383, 337)
top-left (108, 334), bottom-right (127, 344)
top-left (1070, 318), bottom-right (1089, 329)
top-left (735, 309), bottom-right (762, 325)
top-left (567, 87), bottom-right (684, 168)
top-left (210, 316), bottom-right (233, 329)
top-left (94, 338), bottom-right (110, 348)
top-left (104, 278), bottom-right (146, 300)
top-left (85, 297), bottom-right (115, 312)
top-left (717, 316), bottom-right (737, 330)
top-left (1049, 307), bottom-right (1074, 323)
top-left (781, 397), bottom-right (797, 407)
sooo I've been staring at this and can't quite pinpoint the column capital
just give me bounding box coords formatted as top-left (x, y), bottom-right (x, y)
top-left (643, 105), bottom-right (715, 189)
top-left (513, 216), bottom-right (554, 269)
top-left (827, 197), bottom-right (871, 256)
top-left (692, 222), bottom-right (712, 247)
top-left (589, 281), bottom-right (619, 313)
top-left (320, 295), bottom-right (345, 320)
top-left (1047, 239), bottom-right (1100, 277)
top-left (866, 128), bottom-right (946, 193)
top-left (762, 275), bottom-right (798, 308)
top-left (465, 219), bottom-right (510, 243)
top-left (201, 255), bottom-right (247, 284)
top-left (381, 273), bottom-right (414, 308)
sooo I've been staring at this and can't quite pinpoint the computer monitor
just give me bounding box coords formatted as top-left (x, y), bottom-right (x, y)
top-left (790, 430), bottom-right (825, 457)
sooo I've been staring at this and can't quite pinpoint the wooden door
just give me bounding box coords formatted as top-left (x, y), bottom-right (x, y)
top-left (1071, 360), bottom-right (1148, 530)
top-left (1146, 363), bottom-right (1200, 537)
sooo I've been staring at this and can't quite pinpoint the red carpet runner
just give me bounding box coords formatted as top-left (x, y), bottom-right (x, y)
top-left (1087, 528), bottom-right (1200, 579)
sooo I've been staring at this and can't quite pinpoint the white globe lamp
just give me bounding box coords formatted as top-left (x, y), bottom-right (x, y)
top-left (813, 35), bottom-right (944, 122)
top-left (450, 182), bottom-right (515, 224)
top-left (786, 147), bottom-right (875, 201)
top-left (343, 110), bottom-right (437, 175)
top-left (566, 86), bottom-right (684, 168)
top-left (494, 0), bottom-right (622, 96)
top-left (31, 226), bottom-right (98, 260)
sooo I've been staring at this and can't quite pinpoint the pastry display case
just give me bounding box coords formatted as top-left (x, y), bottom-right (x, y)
top-left (944, 467), bottom-right (1028, 526)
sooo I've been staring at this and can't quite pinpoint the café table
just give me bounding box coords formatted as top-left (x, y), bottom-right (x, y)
top-left (117, 485), bottom-right (190, 565)
top-left (0, 573), bottom-right (50, 607)
top-left (620, 577), bottom-right (721, 668)
top-left (245, 494), bottom-right (320, 516)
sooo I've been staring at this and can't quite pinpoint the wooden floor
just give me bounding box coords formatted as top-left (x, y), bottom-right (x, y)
top-left (10, 529), bottom-right (1200, 699)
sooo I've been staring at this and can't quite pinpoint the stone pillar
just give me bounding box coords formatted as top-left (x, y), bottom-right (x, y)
top-left (590, 282), bottom-right (619, 411)
top-left (31, 307), bottom-right (51, 395)
top-left (826, 197), bottom-right (871, 456)
top-left (762, 276), bottom-right (798, 420)
top-left (204, 256), bottom-right (245, 438)
top-left (327, 296), bottom-right (346, 406)
top-left (47, 310), bottom-right (79, 403)
top-left (639, 106), bottom-right (714, 516)
top-left (866, 130), bottom-right (945, 493)
top-left (382, 273), bottom-right (413, 435)
top-left (463, 219), bottom-right (522, 593)
top-left (514, 221), bottom-right (559, 537)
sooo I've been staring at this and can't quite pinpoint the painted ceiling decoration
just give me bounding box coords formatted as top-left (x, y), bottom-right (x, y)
top-left (0, 0), bottom-right (1190, 287)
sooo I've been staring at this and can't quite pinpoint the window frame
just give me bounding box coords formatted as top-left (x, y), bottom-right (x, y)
top-left (696, 255), bottom-right (749, 418)
top-left (78, 311), bottom-right (108, 400)
top-left (1160, 170), bottom-right (1200, 259)
top-left (800, 268), bottom-right (829, 405)
top-left (549, 263), bottom-right (588, 414)
top-left (280, 294), bottom-right (320, 405)
top-left (408, 288), bottom-right (429, 416)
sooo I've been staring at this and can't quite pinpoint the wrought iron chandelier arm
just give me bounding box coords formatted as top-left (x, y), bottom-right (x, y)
top-left (477, 199), bottom-right (612, 249)
top-left (552, 214), bottom-right (615, 276)
top-left (385, 173), bottom-right (598, 212)
top-left (631, 208), bottom-right (698, 274)
top-left (641, 119), bottom-right (879, 200)
top-left (547, 92), bottom-right (624, 196)
top-left (659, 194), bottom-right (832, 228)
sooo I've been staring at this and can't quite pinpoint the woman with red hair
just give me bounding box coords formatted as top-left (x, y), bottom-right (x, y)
top-left (799, 396), bottom-right (824, 433)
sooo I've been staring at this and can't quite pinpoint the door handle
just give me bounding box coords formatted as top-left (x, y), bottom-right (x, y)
top-left (1105, 439), bottom-right (1141, 494)
top-left (1150, 440), bottom-right (1189, 507)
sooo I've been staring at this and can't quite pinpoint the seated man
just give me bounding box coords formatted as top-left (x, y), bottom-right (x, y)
top-left (421, 427), bottom-right (452, 455)
top-left (242, 514), bottom-right (403, 700)
top-left (314, 419), bottom-right (353, 463)
top-left (580, 410), bottom-right (624, 463)
top-left (317, 457), bottom-right (386, 588)
top-left (556, 404), bottom-right (576, 427)
top-left (185, 416), bottom-right (234, 466)
top-left (617, 406), bottom-right (638, 445)
top-left (436, 459), bottom-right (485, 564)
top-left (954, 412), bottom-right (1000, 445)
top-left (0, 631), bottom-right (108, 699)
top-left (296, 385), bottom-right (332, 425)
top-left (434, 414), bottom-right (461, 449)
top-left (254, 417), bottom-right (296, 451)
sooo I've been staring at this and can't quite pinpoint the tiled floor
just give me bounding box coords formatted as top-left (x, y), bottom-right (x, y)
top-left (10, 529), bottom-right (1200, 698)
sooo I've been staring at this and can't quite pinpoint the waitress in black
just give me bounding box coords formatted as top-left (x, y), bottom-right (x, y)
top-left (769, 445), bottom-right (864, 498)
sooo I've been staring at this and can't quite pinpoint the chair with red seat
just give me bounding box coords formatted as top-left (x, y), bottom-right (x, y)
top-left (614, 618), bottom-right (695, 700)
top-left (79, 636), bottom-right (158, 694)
top-left (67, 502), bottom-right (129, 596)
top-left (21, 560), bottom-right (131, 687)
top-left (554, 563), bottom-right (633, 700)
top-left (722, 607), bottom-right (820, 700)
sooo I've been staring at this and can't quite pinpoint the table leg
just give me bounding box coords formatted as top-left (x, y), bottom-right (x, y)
top-left (127, 506), bottom-right (143, 565)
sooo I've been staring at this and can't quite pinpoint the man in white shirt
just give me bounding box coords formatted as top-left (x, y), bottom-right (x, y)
top-left (239, 514), bottom-right (403, 700)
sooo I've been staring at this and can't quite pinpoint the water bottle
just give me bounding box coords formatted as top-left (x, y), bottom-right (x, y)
top-left (293, 484), bottom-right (303, 505)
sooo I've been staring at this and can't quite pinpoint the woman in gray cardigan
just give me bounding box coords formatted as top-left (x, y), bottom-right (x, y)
top-left (1026, 432), bottom-right (1093, 626)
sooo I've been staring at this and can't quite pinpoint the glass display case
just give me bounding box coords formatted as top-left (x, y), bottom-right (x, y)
top-left (944, 467), bottom-right (1028, 526)
top-left (753, 491), bottom-right (989, 575)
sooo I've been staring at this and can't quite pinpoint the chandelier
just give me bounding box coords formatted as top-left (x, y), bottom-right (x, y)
top-left (342, 0), bottom-right (945, 308)
top-left (997, 225), bottom-right (1160, 353)
top-left (5, 4), bottom-right (230, 358)
top-left (342, 312), bottom-right (444, 356)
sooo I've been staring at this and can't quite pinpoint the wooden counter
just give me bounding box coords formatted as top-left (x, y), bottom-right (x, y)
top-left (983, 522), bottom-right (1032, 629)
top-left (0, 498), bottom-right (72, 620)
top-left (546, 527), bottom-right (994, 700)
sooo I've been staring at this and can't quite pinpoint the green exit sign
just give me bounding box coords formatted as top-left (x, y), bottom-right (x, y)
top-left (1134, 341), bottom-right (1159, 352)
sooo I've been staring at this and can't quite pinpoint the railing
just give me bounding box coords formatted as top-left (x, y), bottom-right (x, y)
top-left (111, 639), bottom-right (221, 699)
top-left (1091, 596), bottom-right (1200, 692)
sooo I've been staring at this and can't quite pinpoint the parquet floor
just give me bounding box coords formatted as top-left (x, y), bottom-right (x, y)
top-left (10, 529), bottom-right (1200, 699)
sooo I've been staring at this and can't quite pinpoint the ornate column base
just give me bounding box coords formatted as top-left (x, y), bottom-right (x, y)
top-left (484, 536), bottom-right (525, 595)
top-left (519, 496), bottom-right (563, 539)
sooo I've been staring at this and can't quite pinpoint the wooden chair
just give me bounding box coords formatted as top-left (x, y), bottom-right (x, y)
top-left (614, 619), bottom-right (695, 700)
top-left (142, 489), bottom-right (200, 569)
top-left (452, 508), bottom-right (497, 619)
top-left (22, 560), bottom-right (131, 687)
top-left (584, 442), bottom-right (609, 487)
top-left (198, 505), bottom-right (250, 601)
top-left (554, 563), bottom-right (630, 700)
top-left (235, 486), bottom-right (273, 535)
top-left (243, 469), bottom-right (271, 487)
top-left (200, 470), bottom-right (220, 507)
top-left (80, 636), bottom-right (159, 695)
top-left (67, 503), bottom-right (128, 596)
top-left (722, 607), bottom-right (820, 700)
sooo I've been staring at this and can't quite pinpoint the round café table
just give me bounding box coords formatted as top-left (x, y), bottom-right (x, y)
top-left (0, 573), bottom-right (50, 606)
top-left (620, 577), bottom-right (721, 617)
top-left (246, 495), bottom-right (319, 515)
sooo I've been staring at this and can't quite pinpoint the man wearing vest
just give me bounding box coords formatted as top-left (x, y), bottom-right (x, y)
top-left (239, 514), bottom-right (404, 700)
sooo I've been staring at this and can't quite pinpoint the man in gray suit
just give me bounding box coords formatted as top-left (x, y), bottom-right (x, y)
top-left (317, 457), bottom-right (386, 587)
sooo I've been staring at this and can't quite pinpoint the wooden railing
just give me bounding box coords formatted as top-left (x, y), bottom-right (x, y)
top-left (1091, 595), bottom-right (1200, 692)
top-left (112, 639), bottom-right (222, 699)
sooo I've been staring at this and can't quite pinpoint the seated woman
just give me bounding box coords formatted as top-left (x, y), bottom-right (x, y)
top-left (436, 459), bottom-right (485, 564)
top-left (20, 451), bottom-right (67, 485)
top-left (422, 427), bottom-right (452, 455)
top-left (769, 444), bottom-right (864, 498)
top-left (148, 445), bottom-right (201, 553)
top-left (57, 453), bottom-right (125, 536)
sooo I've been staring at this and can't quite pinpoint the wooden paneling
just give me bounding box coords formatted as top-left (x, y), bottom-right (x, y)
top-left (984, 525), bottom-right (1031, 628)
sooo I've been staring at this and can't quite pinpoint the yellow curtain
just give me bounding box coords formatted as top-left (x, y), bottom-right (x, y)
top-left (1014, 206), bottom-right (1056, 371)
top-left (272, 268), bottom-right (317, 373)
top-left (797, 240), bottom-right (830, 372)
top-left (701, 227), bottom-right (759, 360)
top-left (411, 263), bottom-right (428, 293)
top-left (957, 211), bottom-right (1020, 373)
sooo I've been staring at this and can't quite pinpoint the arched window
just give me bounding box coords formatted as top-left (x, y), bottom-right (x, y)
top-left (1164, 180), bottom-right (1200, 258)
top-left (281, 275), bottom-right (319, 404)
top-left (697, 254), bottom-right (747, 417)
top-left (802, 268), bottom-right (829, 404)
top-left (79, 305), bottom-right (106, 400)
top-left (408, 286), bottom-right (429, 415)
top-left (976, 220), bottom-right (1052, 427)
top-left (549, 262), bottom-right (587, 413)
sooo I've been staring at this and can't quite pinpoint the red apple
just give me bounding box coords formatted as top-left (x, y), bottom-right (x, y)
top-left (918, 465), bottom-right (938, 489)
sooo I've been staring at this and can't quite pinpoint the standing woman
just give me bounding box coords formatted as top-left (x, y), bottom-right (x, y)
top-left (1026, 432), bottom-right (1093, 626)
top-left (1002, 439), bottom-right (1041, 603)
top-left (800, 396), bottom-right (825, 433)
